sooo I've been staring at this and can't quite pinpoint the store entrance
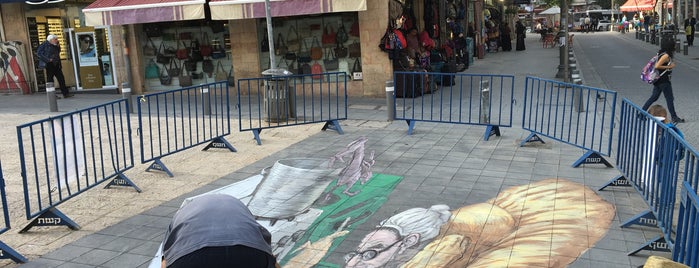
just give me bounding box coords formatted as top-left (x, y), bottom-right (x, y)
top-left (69, 27), bottom-right (116, 90)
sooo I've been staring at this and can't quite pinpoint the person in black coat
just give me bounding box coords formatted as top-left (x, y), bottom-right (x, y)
top-left (37, 35), bottom-right (72, 98)
top-left (500, 22), bottom-right (512, 51)
top-left (515, 21), bottom-right (526, 51)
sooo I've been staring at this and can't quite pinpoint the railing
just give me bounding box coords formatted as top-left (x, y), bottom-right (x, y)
top-left (674, 181), bottom-right (699, 267)
top-left (393, 72), bottom-right (515, 140)
top-left (599, 99), bottom-right (688, 256)
top-left (137, 81), bottom-right (234, 177)
top-left (16, 99), bottom-right (137, 232)
top-left (237, 72), bottom-right (348, 145)
top-left (0, 159), bottom-right (27, 263)
top-left (521, 76), bottom-right (617, 167)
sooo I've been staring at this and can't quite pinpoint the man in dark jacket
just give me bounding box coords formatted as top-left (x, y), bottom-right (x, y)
top-left (37, 34), bottom-right (72, 98)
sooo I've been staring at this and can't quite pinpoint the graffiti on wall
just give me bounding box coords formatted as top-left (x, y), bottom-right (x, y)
top-left (0, 42), bottom-right (31, 94)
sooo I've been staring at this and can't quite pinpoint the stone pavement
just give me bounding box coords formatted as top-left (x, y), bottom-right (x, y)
top-left (9, 35), bottom-right (672, 268)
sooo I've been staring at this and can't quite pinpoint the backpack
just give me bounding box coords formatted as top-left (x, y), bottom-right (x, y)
top-left (640, 53), bottom-right (667, 84)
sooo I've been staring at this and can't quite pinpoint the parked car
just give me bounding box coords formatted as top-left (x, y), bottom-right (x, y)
top-left (597, 20), bottom-right (612, 31)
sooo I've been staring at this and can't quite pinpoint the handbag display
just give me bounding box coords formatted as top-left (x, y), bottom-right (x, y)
top-left (298, 61), bottom-right (311, 75)
top-left (143, 38), bottom-right (157, 57)
top-left (348, 40), bottom-right (361, 58)
top-left (176, 41), bottom-right (189, 60)
top-left (168, 60), bottom-right (180, 77)
top-left (336, 23), bottom-right (349, 44)
top-left (179, 65), bottom-right (192, 87)
top-left (334, 42), bottom-right (348, 58)
top-left (322, 25), bottom-right (336, 48)
top-left (156, 42), bottom-right (172, 65)
top-left (189, 39), bottom-right (203, 62)
top-left (145, 59), bottom-right (160, 79)
top-left (227, 66), bottom-right (235, 87)
top-left (215, 61), bottom-right (227, 82)
top-left (203, 58), bottom-right (214, 78)
top-left (200, 33), bottom-right (213, 57)
top-left (184, 59), bottom-right (197, 72)
top-left (211, 39), bottom-right (227, 59)
top-left (352, 58), bottom-right (363, 80)
top-left (310, 37), bottom-right (323, 60)
top-left (323, 48), bottom-right (338, 70)
top-left (275, 33), bottom-right (287, 56)
top-left (349, 20), bottom-right (360, 37)
top-left (297, 39), bottom-right (311, 63)
top-left (287, 25), bottom-right (300, 51)
top-left (312, 61), bottom-right (323, 80)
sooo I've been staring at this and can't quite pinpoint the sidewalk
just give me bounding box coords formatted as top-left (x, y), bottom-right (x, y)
top-left (10, 36), bottom-right (662, 268)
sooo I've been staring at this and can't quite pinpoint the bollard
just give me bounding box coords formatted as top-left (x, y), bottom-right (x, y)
top-left (386, 80), bottom-right (394, 121)
top-left (480, 80), bottom-right (490, 124)
top-left (121, 82), bottom-right (134, 114)
top-left (675, 40), bottom-right (681, 53)
top-left (684, 42), bottom-right (689, 55)
top-left (46, 82), bottom-right (57, 112)
top-left (201, 85), bottom-right (211, 115)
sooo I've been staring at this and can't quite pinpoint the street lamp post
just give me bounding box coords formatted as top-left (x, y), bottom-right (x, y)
top-left (555, 0), bottom-right (569, 82)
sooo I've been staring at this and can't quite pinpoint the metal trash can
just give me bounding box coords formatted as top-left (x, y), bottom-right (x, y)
top-left (262, 68), bottom-right (294, 122)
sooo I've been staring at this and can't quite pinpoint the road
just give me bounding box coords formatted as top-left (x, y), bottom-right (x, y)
top-left (574, 31), bottom-right (699, 149)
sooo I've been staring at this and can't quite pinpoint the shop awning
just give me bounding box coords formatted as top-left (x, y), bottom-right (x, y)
top-left (620, 0), bottom-right (672, 12)
top-left (83, 0), bottom-right (206, 26)
top-left (208, 0), bottom-right (367, 20)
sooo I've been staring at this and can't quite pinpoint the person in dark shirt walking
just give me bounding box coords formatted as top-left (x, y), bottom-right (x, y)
top-left (37, 35), bottom-right (72, 98)
top-left (161, 194), bottom-right (280, 268)
top-left (641, 40), bottom-right (685, 124)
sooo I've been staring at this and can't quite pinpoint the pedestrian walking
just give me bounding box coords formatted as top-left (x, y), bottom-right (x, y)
top-left (160, 194), bottom-right (280, 268)
top-left (37, 34), bottom-right (73, 98)
top-left (500, 22), bottom-right (512, 51)
top-left (684, 16), bottom-right (695, 46)
top-left (515, 21), bottom-right (526, 51)
top-left (641, 41), bottom-right (685, 124)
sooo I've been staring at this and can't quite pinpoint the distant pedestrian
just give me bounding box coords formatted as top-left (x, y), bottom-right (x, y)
top-left (500, 22), bottom-right (512, 51)
top-left (684, 16), bottom-right (696, 46)
top-left (37, 35), bottom-right (72, 98)
top-left (161, 194), bottom-right (279, 268)
top-left (515, 21), bottom-right (526, 51)
top-left (641, 40), bottom-right (685, 124)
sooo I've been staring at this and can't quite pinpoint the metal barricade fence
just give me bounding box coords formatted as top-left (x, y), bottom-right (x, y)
top-left (237, 72), bottom-right (348, 145)
top-left (393, 72), bottom-right (515, 140)
top-left (674, 181), bottom-right (699, 267)
top-left (521, 76), bottom-right (617, 167)
top-left (599, 98), bottom-right (688, 255)
top-left (137, 81), bottom-right (234, 177)
top-left (16, 99), bottom-right (136, 233)
top-left (0, 159), bottom-right (27, 263)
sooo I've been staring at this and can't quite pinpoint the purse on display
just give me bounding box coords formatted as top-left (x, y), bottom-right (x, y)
top-left (168, 60), bottom-right (180, 77)
top-left (336, 23), bottom-right (349, 44)
top-left (203, 58), bottom-right (214, 78)
top-left (145, 59), bottom-right (160, 79)
top-left (334, 42), bottom-right (348, 58)
top-left (211, 39), bottom-right (227, 59)
top-left (286, 25), bottom-right (300, 51)
top-left (156, 42), bottom-right (172, 65)
top-left (159, 67), bottom-right (172, 85)
top-left (176, 41), bottom-right (189, 60)
top-left (179, 66), bottom-right (192, 87)
top-left (189, 39), bottom-right (203, 62)
top-left (349, 40), bottom-right (361, 58)
top-left (275, 33), bottom-right (288, 56)
top-left (227, 66), bottom-right (235, 87)
top-left (143, 38), bottom-right (157, 57)
top-left (184, 59), bottom-right (197, 72)
top-left (322, 25), bottom-right (336, 48)
top-left (323, 48), bottom-right (338, 70)
top-left (310, 37), bottom-right (323, 60)
top-left (260, 33), bottom-right (270, 52)
top-left (200, 33), bottom-right (213, 57)
top-left (311, 61), bottom-right (323, 80)
top-left (215, 61), bottom-right (227, 82)
top-left (297, 38), bottom-right (311, 63)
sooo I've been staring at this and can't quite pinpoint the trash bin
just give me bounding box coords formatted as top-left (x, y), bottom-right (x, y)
top-left (262, 68), bottom-right (294, 122)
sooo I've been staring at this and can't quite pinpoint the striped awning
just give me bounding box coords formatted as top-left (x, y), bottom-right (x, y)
top-left (209, 0), bottom-right (367, 20)
top-left (83, 0), bottom-right (205, 26)
top-left (619, 0), bottom-right (672, 12)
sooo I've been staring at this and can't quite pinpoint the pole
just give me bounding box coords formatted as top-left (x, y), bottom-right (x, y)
top-left (480, 80), bottom-right (490, 124)
top-left (46, 82), bottom-right (58, 112)
top-left (556, 0), bottom-right (569, 82)
top-left (386, 81), bottom-right (395, 121)
top-left (122, 82), bottom-right (134, 114)
top-left (265, 0), bottom-right (275, 69)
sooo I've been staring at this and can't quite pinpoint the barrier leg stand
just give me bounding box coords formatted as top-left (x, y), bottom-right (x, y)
top-left (19, 207), bottom-right (80, 233)
top-left (203, 136), bottom-right (237, 152)
top-left (386, 81), bottom-right (395, 121)
top-left (145, 158), bottom-right (174, 177)
top-left (46, 82), bottom-right (58, 112)
top-left (121, 82), bottom-right (134, 114)
top-left (405, 120), bottom-right (416, 135)
top-left (598, 175), bottom-right (631, 191)
top-left (0, 240), bottom-right (27, 263)
top-left (520, 132), bottom-right (545, 146)
top-left (321, 120), bottom-right (344, 134)
top-left (202, 86), bottom-right (211, 115)
top-left (104, 173), bottom-right (142, 192)
top-left (628, 235), bottom-right (670, 255)
top-left (483, 126), bottom-right (501, 141)
top-left (252, 128), bottom-right (263, 145)
top-left (572, 150), bottom-right (613, 167)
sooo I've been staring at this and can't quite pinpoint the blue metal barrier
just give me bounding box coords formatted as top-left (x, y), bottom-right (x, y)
top-left (674, 181), bottom-right (699, 267)
top-left (0, 159), bottom-right (27, 263)
top-left (599, 99), bottom-right (687, 255)
top-left (521, 76), bottom-right (617, 167)
top-left (137, 81), bottom-right (234, 177)
top-left (237, 72), bottom-right (347, 145)
top-left (393, 72), bottom-right (514, 140)
top-left (16, 99), bottom-right (137, 233)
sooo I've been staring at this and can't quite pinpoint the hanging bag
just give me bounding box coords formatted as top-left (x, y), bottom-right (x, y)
top-left (336, 23), bottom-right (349, 44)
top-left (189, 39), bottom-right (203, 62)
top-left (310, 37), bottom-right (323, 60)
top-left (184, 59), bottom-right (197, 72)
top-left (323, 48), bottom-right (338, 70)
top-left (156, 42), bottom-right (172, 65)
top-left (200, 33), bottom-right (213, 57)
top-left (297, 38), bottom-right (312, 63)
top-left (168, 59), bottom-right (180, 77)
top-left (176, 40), bottom-right (189, 60)
top-left (348, 40), bottom-right (361, 58)
top-left (211, 39), bottom-right (227, 59)
top-left (227, 65), bottom-right (235, 87)
top-left (334, 42), bottom-right (348, 58)
top-left (349, 20), bottom-right (360, 37)
top-left (159, 66), bottom-right (172, 85)
top-left (260, 32), bottom-right (270, 52)
top-left (143, 38), bottom-right (157, 57)
top-left (322, 25), bottom-right (336, 48)
top-left (215, 61), bottom-right (227, 81)
top-left (287, 25), bottom-right (300, 51)
top-left (178, 63), bottom-right (193, 87)
top-left (312, 61), bottom-right (323, 80)
top-left (145, 59), bottom-right (160, 79)
top-left (275, 33), bottom-right (288, 56)
top-left (203, 58), bottom-right (215, 77)
top-left (352, 58), bottom-right (363, 80)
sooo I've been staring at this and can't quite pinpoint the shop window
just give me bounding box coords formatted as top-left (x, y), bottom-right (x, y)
top-left (141, 21), bottom-right (232, 90)
top-left (258, 13), bottom-right (361, 81)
